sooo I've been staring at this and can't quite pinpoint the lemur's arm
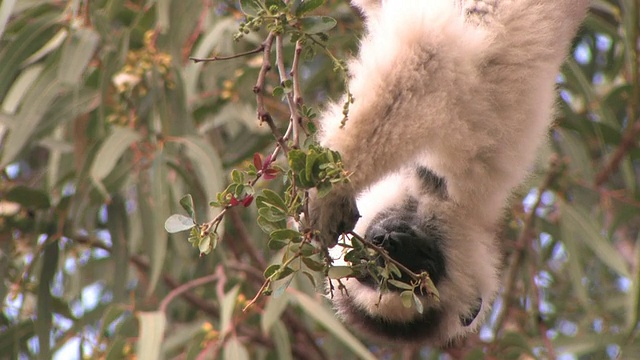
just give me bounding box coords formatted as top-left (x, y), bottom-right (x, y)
top-left (310, 0), bottom-right (589, 245)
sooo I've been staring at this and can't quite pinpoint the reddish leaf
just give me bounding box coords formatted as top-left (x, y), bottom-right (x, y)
top-left (253, 153), bottom-right (262, 170)
top-left (230, 196), bottom-right (239, 206)
top-left (263, 169), bottom-right (278, 180)
top-left (242, 195), bottom-right (254, 207)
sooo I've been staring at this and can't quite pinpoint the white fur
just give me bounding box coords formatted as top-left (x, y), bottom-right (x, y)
top-left (314, 0), bottom-right (590, 346)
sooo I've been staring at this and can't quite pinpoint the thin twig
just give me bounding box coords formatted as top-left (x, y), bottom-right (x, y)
top-left (349, 232), bottom-right (424, 285)
top-left (290, 40), bottom-right (304, 144)
top-left (189, 44), bottom-right (266, 63)
top-left (594, 119), bottom-right (640, 186)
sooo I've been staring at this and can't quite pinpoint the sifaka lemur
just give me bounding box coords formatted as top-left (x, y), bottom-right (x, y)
top-left (307, 0), bottom-right (590, 346)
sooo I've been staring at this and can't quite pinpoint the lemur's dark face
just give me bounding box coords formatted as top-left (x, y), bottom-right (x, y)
top-left (359, 207), bottom-right (447, 289)
top-left (357, 166), bottom-right (449, 289)
top-left (329, 167), bottom-right (490, 345)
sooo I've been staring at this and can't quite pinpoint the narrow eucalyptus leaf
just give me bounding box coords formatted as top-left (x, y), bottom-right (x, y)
top-left (136, 312), bottom-right (167, 360)
top-left (261, 293), bottom-right (289, 334)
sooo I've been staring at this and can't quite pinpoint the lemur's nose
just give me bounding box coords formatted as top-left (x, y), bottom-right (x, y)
top-left (365, 219), bottom-right (447, 286)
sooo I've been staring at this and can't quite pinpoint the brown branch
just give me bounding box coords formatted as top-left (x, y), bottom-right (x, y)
top-left (159, 273), bottom-right (219, 313)
top-left (71, 235), bottom-right (317, 359)
top-left (226, 211), bottom-right (327, 360)
top-left (594, 119), bottom-right (640, 186)
top-left (254, 32), bottom-right (276, 121)
top-left (290, 40), bottom-right (305, 142)
top-left (527, 254), bottom-right (557, 359)
top-left (275, 35), bottom-right (303, 148)
top-left (492, 157), bottom-right (561, 334)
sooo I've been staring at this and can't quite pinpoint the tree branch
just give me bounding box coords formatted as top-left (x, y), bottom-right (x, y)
top-left (595, 119), bottom-right (640, 186)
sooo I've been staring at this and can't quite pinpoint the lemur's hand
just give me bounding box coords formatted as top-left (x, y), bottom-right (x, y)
top-left (308, 189), bottom-right (360, 247)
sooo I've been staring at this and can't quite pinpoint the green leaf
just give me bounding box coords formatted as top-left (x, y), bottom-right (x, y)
top-left (276, 266), bottom-right (295, 280)
top-left (302, 257), bottom-right (325, 272)
top-left (287, 149), bottom-right (306, 173)
top-left (400, 291), bottom-right (413, 309)
top-left (499, 332), bottom-right (534, 356)
top-left (57, 28), bottom-right (100, 85)
top-left (299, 16), bottom-right (337, 34)
top-left (270, 229), bottom-right (302, 241)
top-left (560, 200), bottom-right (630, 277)
top-left (156, 0), bottom-right (171, 32)
top-left (266, 0), bottom-right (286, 11)
top-left (220, 285), bottom-right (240, 336)
top-left (268, 238), bottom-right (288, 250)
top-left (295, 0), bottom-right (324, 16)
top-left (261, 293), bottom-right (289, 334)
top-left (199, 234), bottom-right (211, 254)
top-left (0, 13), bottom-right (59, 99)
top-left (327, 266), bottom-right (353, 279)
top-left (136, 312), bottom-right (167, 360)
top-left (164, 214), bottom-right (195, 233)
top-left (257, 216), bottom-right (285, 234)
top-left (264, 264), bottom-right (282, 279)
top-left (89, 127), bottom-right (141, 197)
top-left (261, 189), bottom-right (288, 211)
top-left (272, 86), bottom-right (285, 98)
top-left (387, 279), bottom-right (414, 291)
top-left (0, 0), bottom-right (16, 40)
top-left (179, 194), bottom-right (196, 218)
top-left (1, 64), bottom-right (44, 114)
top-left (181, 135), bottom-right (225, 220)
top-left (290, 290), bottom-right (376, 360)
top-left (37, 241), bottom-right (58, 360)
top-left (223, 336), bottom-right (249, 360)
top-left (412, 293), bottom-right (424, 314)
top-left (271, 321), bottom-right (293, 360)
top-left (258, 206), bottom-right (288, 222)
top-left (273, 276), bottom-right (294, 298)
top-left (147, 152), bottom-right (170, 295)
top-left (5, 185), bottom-right (50, 209)
top-left (22, 29), bottom-right (68, 67)
top-left (99, 305), bottom-right (129, 339)
top-left (0, 66), bottom-right (62, 169)
top-left (239, 0), bottom-right (261, 16)
top-left (305, 150), bottom-right (319, 183)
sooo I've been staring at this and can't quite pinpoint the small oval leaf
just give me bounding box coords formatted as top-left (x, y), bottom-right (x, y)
top-left (299, 16), bottom-right (337, 34)
top-left (327, 266), bottom-right (354, 279)
top-left (164, 214), bottom-right (195, 233)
